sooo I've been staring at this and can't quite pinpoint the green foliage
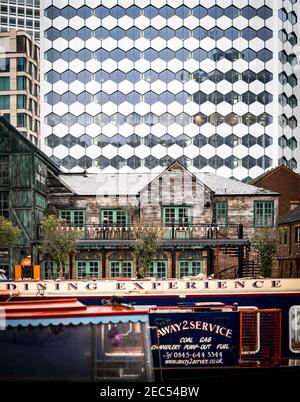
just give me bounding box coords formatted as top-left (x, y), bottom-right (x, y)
top-left (39, 215), bottom-right (81, 279)
top-left (0, 216), bottom-right (19, 248)
top-left (134, 225), bottom-right (160, 278)
top-left (252, 228), bottom-right (278, 277)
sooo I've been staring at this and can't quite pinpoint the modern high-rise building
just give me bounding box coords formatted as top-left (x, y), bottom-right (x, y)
top-left (0, 30), bottom-right (40, 145)
top-left (0, 0), bottom-right (40, 42)
top-left (40, 0), bottom-right (300, 181)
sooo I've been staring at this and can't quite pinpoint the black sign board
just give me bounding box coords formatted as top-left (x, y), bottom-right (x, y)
top-left (150, 311), bottom-right (240, 368)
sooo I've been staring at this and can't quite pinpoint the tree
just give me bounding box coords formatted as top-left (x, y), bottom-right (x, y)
top-left (39, 215), bottom-right (81, 279)
top-left (252, 228), bottom-right (278, 277)
top-left (133, 224), bottom-right (160, 278)
top-left (0, 216), bottom-right (19, 248)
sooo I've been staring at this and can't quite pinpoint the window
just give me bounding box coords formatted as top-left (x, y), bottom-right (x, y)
top-left (59, 209), bottom-right (86, 226)
top-left (17, 94), bottom-right (26, 108)
top-left (254, 201), bottom-right (274, 227)
top-left (290, 306), bottom-right (300, 352)
top-left (0, 58), bottom-right (10, 72)
top-left (76, 260), bottom-right (100, 279)
top-left (0, 156), bottom-right (9, 186)
top-left (0, 77), bottom-right (10, 91)
top-left (16, 57), bottom-right (25, 72)
top-left (279, 228), bottom-right (287, 245)
top-left (0, 192), bottom-right (9, 218)
top-left (214, 201), bottom-right (228, 226)
top-left (101, 209), bottom-right (128, 226)
top-left (109, 260), bottom-right (133, 278)
top-left (43, 261), bottom-right (67, 279)
top-left (178, 260), bottom-right (202, 278)
top-left (162, 206), bottom-right (191, 225)
top-left (17, 76), bottom-right (26, 90)
top-left (147, 261), bottom-right (168, 279)
top-left (0, 95), bottom-right (10, 109)
top-left (17, 113), bottom-right (26, 127)
top-left (295, 227), bottom-right (300, 243)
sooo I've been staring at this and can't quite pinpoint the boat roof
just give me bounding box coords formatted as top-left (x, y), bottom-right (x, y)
top-left (0, 298), bottom-right (149, 327)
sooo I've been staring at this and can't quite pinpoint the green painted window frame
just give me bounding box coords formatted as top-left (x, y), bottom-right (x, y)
top-left (43, 261), bottom-right (67, 280)
top-left (162, 206), bottom-right (192, 225)
top-left (108, 260), bottom-right (133, 278)
top-left (76, 260), bottom-right (100, 279)
top-left (147, 260), bottom-right (168, 279)
top-left (0, 77), bottom-right (10, 91)
top-left (59, 209), bottom-right (86, 226)
top-left (100, 209), bottom-right (128, 226)
top-left (0, 95), bottom-right (10, 109)
top-left (178, 260), bottom-right (203, 278)
top-left (0, 191), bottom-right (9, 218)
top-left (214, 201), bottom-right (228, 226)
top-left (254, 201), bottom-right (274, 227)
top-left (0, 156), bottom-right (9, 186)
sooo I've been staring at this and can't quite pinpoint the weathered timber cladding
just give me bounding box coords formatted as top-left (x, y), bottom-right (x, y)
top-left (139, 166), bottom-right (212, 227)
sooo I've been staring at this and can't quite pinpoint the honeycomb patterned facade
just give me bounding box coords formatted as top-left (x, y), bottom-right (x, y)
top-left (278, 0), bottom-right (299, 171)
top-left (41, 0), bottom-right (300, 181)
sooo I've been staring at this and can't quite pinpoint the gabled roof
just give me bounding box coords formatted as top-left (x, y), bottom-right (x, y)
top-left (58, 161), bottom-right (279, 197)
top-left (249, 165), bottom-right (300, 185)
top-left (279, 205), bottom-right (300, 225)
top-left (0, 117), bottom-right (60, 174)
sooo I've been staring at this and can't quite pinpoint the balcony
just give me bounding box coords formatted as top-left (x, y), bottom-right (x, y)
top-left (37, 223), bottom-right (244, 242)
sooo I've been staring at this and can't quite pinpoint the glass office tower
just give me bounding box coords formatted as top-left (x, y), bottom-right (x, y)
top-left (0, 0), bottom-right (40, 41)
top-left (40, 0), bottom-right (300, 180)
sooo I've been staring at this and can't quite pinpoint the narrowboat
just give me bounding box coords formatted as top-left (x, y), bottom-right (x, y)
top-left (0, 283), bottom-right (300, 382)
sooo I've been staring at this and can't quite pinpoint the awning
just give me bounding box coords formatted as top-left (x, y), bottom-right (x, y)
top-left (5, 313), bottom-right (149, 328)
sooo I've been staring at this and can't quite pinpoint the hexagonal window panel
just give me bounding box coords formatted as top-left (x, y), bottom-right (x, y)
top-left (159, 135), bottom-right (175, 147)
top-left (208, 91), bottom-right (224, 105)
top-left (61, 134), bottom-right (78, 148)
top-left (45, 135), bottom-right (61, 148)
top-left (193, 155), bottom-right (207, 169)
top-left (242, 112), bottom-right (256, 126)
top-left (209, 134), bottom-right (224, 148)
top-left (258, 113), bottom-right (273, 127)
top-left (257, 91), bottom-right (272, 105)
top-left (45, 27), bottom-right (60, 41)
top-left (225, 156), bottom-right (240, 169)
top-left (242, 91), bottom-right (256, 105)
top-left (78, 135), bottom-right (93, 147)
top-left (159, 155), bottom-right (174, 167)
top-left (193, 113), bottom-right (207, 126)
top-left (288, 117), bottom-right (297, 130)
top-left (145, 155), bottom-right (159, 169)
top-left (208, 155), bottom-right (223, 169)
top-left (225, 113), bottom-right (241, 126)
top-left (78, 156), bottom-right (92, 169)
top-left (45, 113), bottom-right (60, 127)
top-left (224, 91), bottom-right (240, 105)
top-left (110, 156), bottom-right (126, 169)
top-left (94, 156), bottom-right (109, 169)
top-left (257, 155), bottom-right (272, 169)
top-left (193, 134), bottom-right (208, 147)
top-left (127, 155), bottom-right (141, 169)
top-left (225, 135), bottom-right (241, 147)
top-left (61, 155), bottom-right (77, 170)
top-left (210, 113), bottom-right (226, 126)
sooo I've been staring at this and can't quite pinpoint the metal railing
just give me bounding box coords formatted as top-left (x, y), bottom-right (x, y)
top-left (37, 223), bottom-right (244, 241)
